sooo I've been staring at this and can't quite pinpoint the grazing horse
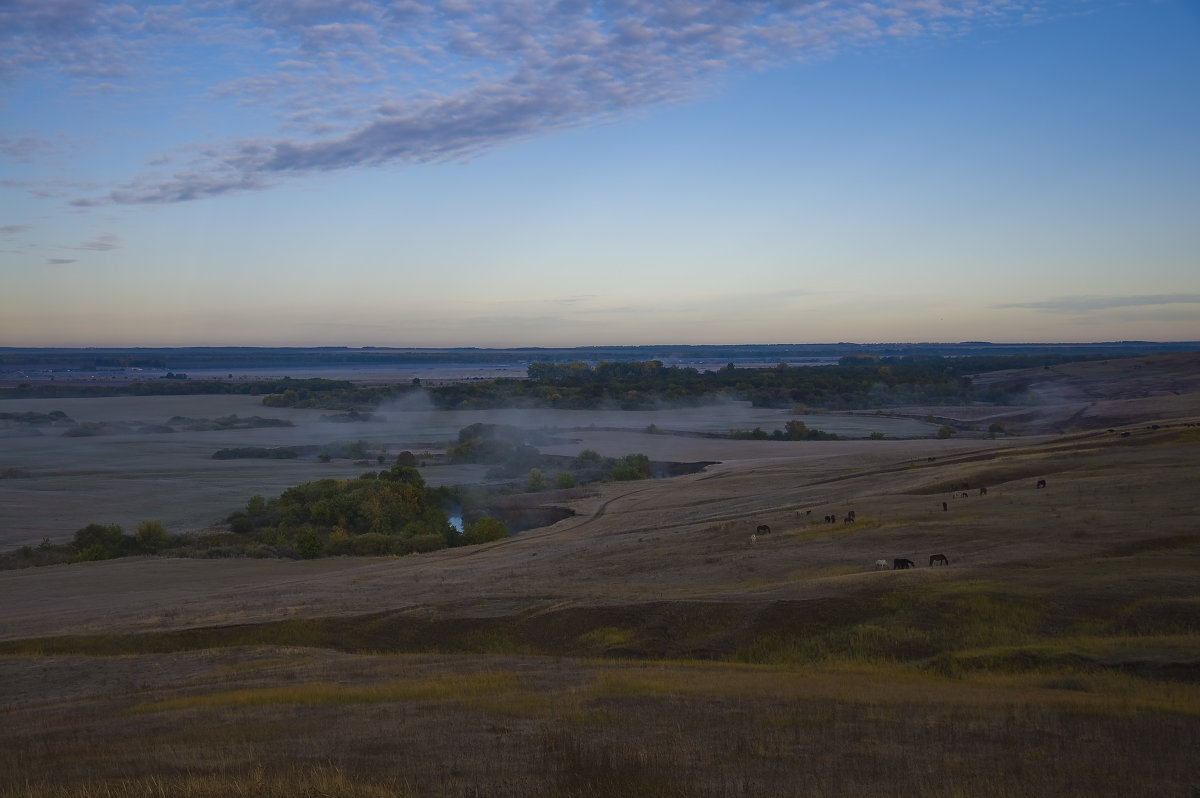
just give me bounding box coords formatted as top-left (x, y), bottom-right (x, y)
top-left (846, 510), bottom-right (856, 522)
top-left (929, 553), bottom-right (949, 566)
top-left (979, 487), bottom-right (988, 496)
top-left (893, 558), bottom-right (915, 570)
top-left (1036, 479), bottom-right (1047, 489)
top-left (756, 524), bottom-right (771, 536)
top-left (942, 502), bottom-right (948, 511)
top-left (874, 559), bottom-right (889, 570)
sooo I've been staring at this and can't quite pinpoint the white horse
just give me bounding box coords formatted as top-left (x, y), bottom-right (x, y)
top-left (874, 559), bottom-right (889, 570)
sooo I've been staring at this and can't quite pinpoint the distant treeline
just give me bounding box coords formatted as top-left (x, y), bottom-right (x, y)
top-left (0, 352), bottom-right (1140, 411)
top-left (427, 353), bottom-right (1124, 410)
top-left (0, 377), bottom-right (410, 403)
top-left (2, 341), bottom-right (1191, 371)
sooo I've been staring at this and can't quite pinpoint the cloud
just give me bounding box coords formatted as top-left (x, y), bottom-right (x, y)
top-left (2, 0), bottom-right (1060, 206)
top-left (0, 134), bottom-right (58, 162)
top-left (46, 257), bottom-right (78, 265)
top-left (75, 233), bottom-right (120, 251)
top-left (1, 224), bottom-right (32, 236)
top-left (993, 294), bottom-right (1200, 313)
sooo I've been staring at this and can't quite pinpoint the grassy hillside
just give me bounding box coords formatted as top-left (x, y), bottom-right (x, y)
top-left (1, 383), bottom-right (1197, 795)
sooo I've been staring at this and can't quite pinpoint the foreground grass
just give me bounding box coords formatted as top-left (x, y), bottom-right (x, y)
top-left (3, 650), bottom-right (1198, 798)
top-left (4, 423), bottom-right (1197, 796)
top-left (3, 566), bottom-right (1197, 797)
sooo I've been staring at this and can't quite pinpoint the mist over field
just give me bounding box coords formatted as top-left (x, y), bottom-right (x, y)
top-left (0, 388), bottom-right (943, 548)
top-left (1, 349), bottom-right (1199, 796)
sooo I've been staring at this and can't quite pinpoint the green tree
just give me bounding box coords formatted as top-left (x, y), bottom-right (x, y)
top-left (463, 517), bottom-right (507, 545)
top-left (555, 471), bottom-right (576, 489)
top-left (72, 523), bottom-right (126, 561)
top-left (937, 425), bottom-right (956, 439)
top-left (351, 532), bottom-right (391, 555)
top-left (135, 520), bottom-right (169, 553)
top-left (608, 453), bottom-right (652, 481)
top-left (294, 526), bottom-right (325, 558)
top-left (526, 467), bottom-right (547, 492)
top-left (783, 420), bottom-right (808, 440)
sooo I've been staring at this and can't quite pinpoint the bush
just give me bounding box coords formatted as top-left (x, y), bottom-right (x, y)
top-left (72, 523), bottom-right (127, 561)
top-left (464, 517), bottom-right (507, 545)
top-left (351, 532), bottom-right (392, 555)
top-left (135, 520), bottom-right (169, 553)
top-left (607, 453), bottom-right (651, 481)
top-left (526, 468), bottom-right (547, 492)
top-left (294, 527), bottom-right (325, 559)
top-left (405, 533), bottom-right (446, 554)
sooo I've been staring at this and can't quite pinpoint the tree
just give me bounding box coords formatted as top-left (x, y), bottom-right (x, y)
top-left (526, 467), bottom-right (547, 492)
top-left (783, 420), bottom-right (808, 440)
top-left (72, 523), bottom-right (126, 561)
top-left (608, 453), bottom-right (651, 481)
top-left (135, 520), bottom-right (169, 553)
top-left (294, 526), bottom-right (325, 558)
top-left (937, 425), bottom-right (956, 439)
top-left (463, 517), bottom-right (507, 545)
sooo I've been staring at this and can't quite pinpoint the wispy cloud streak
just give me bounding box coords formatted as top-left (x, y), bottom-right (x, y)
top-left (1, 0), bottom-right (1069, 206)
top-left (994, 294), bottom-right (1200, 313)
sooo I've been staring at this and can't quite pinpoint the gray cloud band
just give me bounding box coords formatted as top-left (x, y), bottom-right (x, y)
top-left (1, 0), bottom-right (1066, 206)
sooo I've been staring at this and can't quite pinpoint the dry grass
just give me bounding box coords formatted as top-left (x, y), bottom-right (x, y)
top-left (1, 357), bottom-right (1199, 796)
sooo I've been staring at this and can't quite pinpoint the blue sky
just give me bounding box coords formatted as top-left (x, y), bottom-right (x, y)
top-left (2, 0), bottom-right (1198, 347)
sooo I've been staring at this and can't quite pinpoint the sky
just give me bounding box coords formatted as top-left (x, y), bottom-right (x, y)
top-left (1, 0), bottom-right (1198, 348)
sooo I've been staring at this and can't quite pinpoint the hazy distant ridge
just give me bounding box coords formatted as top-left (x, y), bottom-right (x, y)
top-left (2, 342), bottom-right (1196, 372)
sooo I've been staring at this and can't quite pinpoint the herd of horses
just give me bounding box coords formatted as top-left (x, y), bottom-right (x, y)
top-left (875, 555), bottom-right (947, 570)
top-left (751, 478), bottom-right (1051, 565)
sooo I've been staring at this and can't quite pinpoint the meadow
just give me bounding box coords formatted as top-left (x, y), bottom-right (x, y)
top-left (0, 355), bottom-right (1197, 796)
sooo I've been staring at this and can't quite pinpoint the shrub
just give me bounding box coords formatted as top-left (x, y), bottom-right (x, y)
top-left (526, 468), bottom-right (547, 492)
top-left (294, 527), bottom-right (325, 559)
top-left (608, 453), bottom-right (651, 481)
top-left (351, 533), bottom-right (391, 555)
top-left (135, 520), bottom-right (169, 553)
top-left (406, 534), bottom-right (446, 554)
top-left (464, 517), bottom-right (507, 545)
top-left (71, 523), bottom-right (126, 561)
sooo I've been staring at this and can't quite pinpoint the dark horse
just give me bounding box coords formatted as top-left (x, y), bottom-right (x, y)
top-left (756, 524), bottom-right (771, 535)
top-left (929, 553), bottom-right (949, 566)
top-left (1036, 479), bottom-right (1046, 489)
top-left (893, 558), bottom-right (915, 570)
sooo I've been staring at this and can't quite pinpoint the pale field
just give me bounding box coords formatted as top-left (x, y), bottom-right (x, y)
top-left (1, 355), bottom-right (1198, 797)
top-left (0, 392), bottom-right (945, 548)
top-left (1, 415), bottom-right (1194, 643)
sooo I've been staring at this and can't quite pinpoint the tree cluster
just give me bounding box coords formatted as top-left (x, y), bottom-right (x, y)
top-left (423, 356), bottom-right (1022, 411)
top-left (448, 423), bottom-right (652, 486)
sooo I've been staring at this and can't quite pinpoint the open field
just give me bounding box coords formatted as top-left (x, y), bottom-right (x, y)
top-left (0, 393), bottom-right (949, 549)
top-left (1, 354), bottom-right (1198, 796)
